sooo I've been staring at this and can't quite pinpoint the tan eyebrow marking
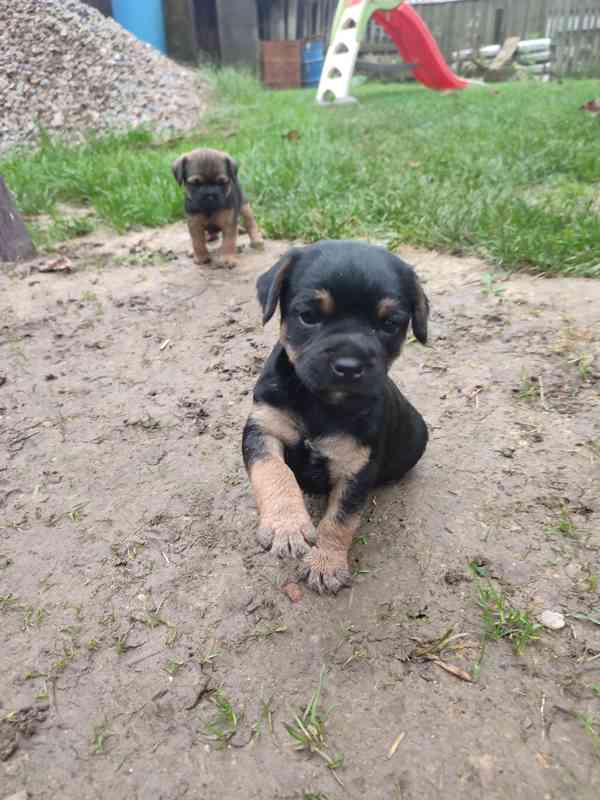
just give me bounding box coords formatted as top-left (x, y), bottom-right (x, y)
top-left (314, 289), bottom-right (335, 315)
top-left (377, 298), bottom-right (399, 319)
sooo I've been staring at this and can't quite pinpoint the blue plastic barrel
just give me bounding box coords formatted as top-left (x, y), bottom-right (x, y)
top-left (302, 40), bottom-right (324, 87)
top-left (112, 0), bottom-right (166, 54)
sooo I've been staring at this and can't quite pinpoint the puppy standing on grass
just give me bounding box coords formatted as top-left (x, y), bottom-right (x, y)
top-left (242, 240), bottom-right (430, 595)
top-left (172, 148), bottom-right (263, 269)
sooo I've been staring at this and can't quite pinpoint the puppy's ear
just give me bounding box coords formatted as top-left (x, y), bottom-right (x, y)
top-left (410, 273), bottom-right (429, 345)
top-left (171, 155), bottom-right (187, 186)
top-left (257, 249), bottom-right (300, 325)
top-left (226, 156), bottom-right (239, 181)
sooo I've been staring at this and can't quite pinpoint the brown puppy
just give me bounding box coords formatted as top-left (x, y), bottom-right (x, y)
top-left (172, 148), bottom-right (263, 268)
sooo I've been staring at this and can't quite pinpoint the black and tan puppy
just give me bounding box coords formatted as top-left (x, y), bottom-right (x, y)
top-left (172, 147), bottom-right (263, 268)
top-left (242, 240), bottom-right (429, 594)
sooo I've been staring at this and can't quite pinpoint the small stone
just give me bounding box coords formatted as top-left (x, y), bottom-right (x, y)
top-left (565, 562), bottom-right (581, 579)
top-left (282, 581), bottom-right (303, 604)
top-left (539, 610), bottom-right (565, 630)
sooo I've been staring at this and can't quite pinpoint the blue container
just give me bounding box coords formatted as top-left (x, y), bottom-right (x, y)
top-left (112, 0), bottom-right (166, 53)
top-left (302, 40), bottom-right (324, 87)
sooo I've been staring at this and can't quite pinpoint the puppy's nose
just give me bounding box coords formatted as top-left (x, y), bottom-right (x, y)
top-left (332, 357), bottom-right (364, 380)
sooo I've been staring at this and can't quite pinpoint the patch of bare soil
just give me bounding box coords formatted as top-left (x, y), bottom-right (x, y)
top-left (1, 226), bottom-right (599, 799)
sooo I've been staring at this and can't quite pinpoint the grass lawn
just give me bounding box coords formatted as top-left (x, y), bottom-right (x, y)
top-left (2, 70), bottom-right (600, 276)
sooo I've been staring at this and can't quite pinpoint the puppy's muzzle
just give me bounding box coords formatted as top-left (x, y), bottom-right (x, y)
top-left (325, 334), bottom-right (381, 386)
top-left (187, 184), bottom-right (227, 214)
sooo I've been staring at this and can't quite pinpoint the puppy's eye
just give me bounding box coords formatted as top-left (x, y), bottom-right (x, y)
top-left (381, 318), bottom-right (400, 335)
top-left (299, 309), bottom-right (321, 327)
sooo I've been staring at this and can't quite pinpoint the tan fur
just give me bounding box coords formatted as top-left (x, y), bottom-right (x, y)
top-left (249, 456), bottom-right (307, 520)
top-left (249, 449), bottom-right (316, 556)
top-left (313, 434), bottom-right (370, 482)
top-left (280, 322), bottom-right (299, 365)
top-left (187, 215), bottom-right (210, 264)
top-left (211, 208), bottom-right (237, 264)
top-left (240, 202), bottom-right (264, 250)
top-left (377, 297), bottom-right (399, 319)
top-left (250, 403), bottom-right (301, 447)
top-left (185, 148), bottom-right (233, 183)
top-left (316, 512), bottom-right (361, 553)
top-left (314, 289), bottom-right (335, 316)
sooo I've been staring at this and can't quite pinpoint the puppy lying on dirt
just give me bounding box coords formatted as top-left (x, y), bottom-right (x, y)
top-left (172, 147), bottom-right (263, 268)
top-left (242, 240), bottom-right (429, 594)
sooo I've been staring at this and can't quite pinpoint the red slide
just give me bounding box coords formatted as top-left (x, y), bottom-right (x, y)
top-left (372, 4), bottom-right (468, 91)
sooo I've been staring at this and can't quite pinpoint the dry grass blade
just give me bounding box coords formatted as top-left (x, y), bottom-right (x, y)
top-left (387, 731), bottom-right (406, 759)
top-left (429, 657), bottom-right (474, 682)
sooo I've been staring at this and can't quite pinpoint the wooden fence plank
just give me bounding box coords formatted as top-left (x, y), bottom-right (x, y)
top-left (262, 0), bottom-right (600, 76)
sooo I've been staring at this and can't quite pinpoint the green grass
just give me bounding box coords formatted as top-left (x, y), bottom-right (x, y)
top-left (201, 689), bottom-right (240, 746)
top-left (476, 581), bottom-right (542, 655)
top-left (1, 69), bottom-right (600, 274)
top-left (284, 667), bottom-right (344, 786)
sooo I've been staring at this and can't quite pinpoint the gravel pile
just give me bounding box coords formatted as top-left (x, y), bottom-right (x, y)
top-left (0, 0), bottom-right (209, 154)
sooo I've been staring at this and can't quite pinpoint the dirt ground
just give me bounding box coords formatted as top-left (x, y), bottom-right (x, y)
top-left (1, 224), bottom-right (599, 800)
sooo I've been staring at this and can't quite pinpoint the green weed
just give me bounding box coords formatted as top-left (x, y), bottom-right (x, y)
top-left (568, 353), bottom-right (594, 380)
top-left (546, 504), bottom-right (577, 539)
top-left (517, 370), bottom-right (541, 402)
top-left (163, 658), bottom-right (184, 676)
top-left (284, 667), bottom-right (344, 786)
top-left (0, 594), bottom-right (19, 611)
top-left (476, 582), bottom-right (542, 655)
top-left (481, 272), bottom-right (505, 298)
top-left (202, 690), bottom-right (240, 746)
top-left (253, 623), bottom-right (288, 640)
top-left (568, 608), bottom-right (600, 626)
top-left (91, 720), bottom-right (113, 755)
top-left (22, 606), bottom-right (47, 629)
top-left (578, 713), bottom-right (600, 751)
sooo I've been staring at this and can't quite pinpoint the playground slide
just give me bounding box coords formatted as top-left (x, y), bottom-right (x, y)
top-left (372, 4), bottom-right (468, 91)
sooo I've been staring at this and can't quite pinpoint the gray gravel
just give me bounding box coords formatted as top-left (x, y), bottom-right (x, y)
top-left (0, 0), bottom-right (209, 154)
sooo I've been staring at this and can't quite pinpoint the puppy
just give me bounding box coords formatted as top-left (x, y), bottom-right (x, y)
top-left (171, 147), bottom-right (263, 268)
top-left (242, 240), bottom-right (429, 594)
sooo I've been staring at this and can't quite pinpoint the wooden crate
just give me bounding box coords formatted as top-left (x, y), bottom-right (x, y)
top-left (261, 40), bottom-right (302, 89)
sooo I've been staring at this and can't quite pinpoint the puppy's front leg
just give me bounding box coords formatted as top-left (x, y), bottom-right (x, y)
top-left (240, 202), bottom-right (264, 250)
top-left (215, 208), bottom-right (239, 269)
top-left (243, 405), bottom-right (316, 559)
top-left (187, 215), bottom-right (211, 264)
top-left (300, 435), bottom-right (371, 594)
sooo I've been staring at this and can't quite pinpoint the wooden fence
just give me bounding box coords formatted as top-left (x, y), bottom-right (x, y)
top-left (257, 0), bottom-right (600, 76)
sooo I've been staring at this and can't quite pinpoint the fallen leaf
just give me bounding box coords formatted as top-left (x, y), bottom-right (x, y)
top-left (283, 129), bottom-right (301, 141)
top-left (582, 99), bottom-right (600, 115)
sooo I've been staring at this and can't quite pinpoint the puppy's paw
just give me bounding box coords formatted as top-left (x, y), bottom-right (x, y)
top-left (193, 253), bottom-right (212, 266)
top-left (214, 254), bottom-right (239, 269)
top-left (257, 517), bottom-right (316, 559)
top-left (298, 548), bottom-right (352, 594)
top-left (250, 236), bottom-right (265, 251)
